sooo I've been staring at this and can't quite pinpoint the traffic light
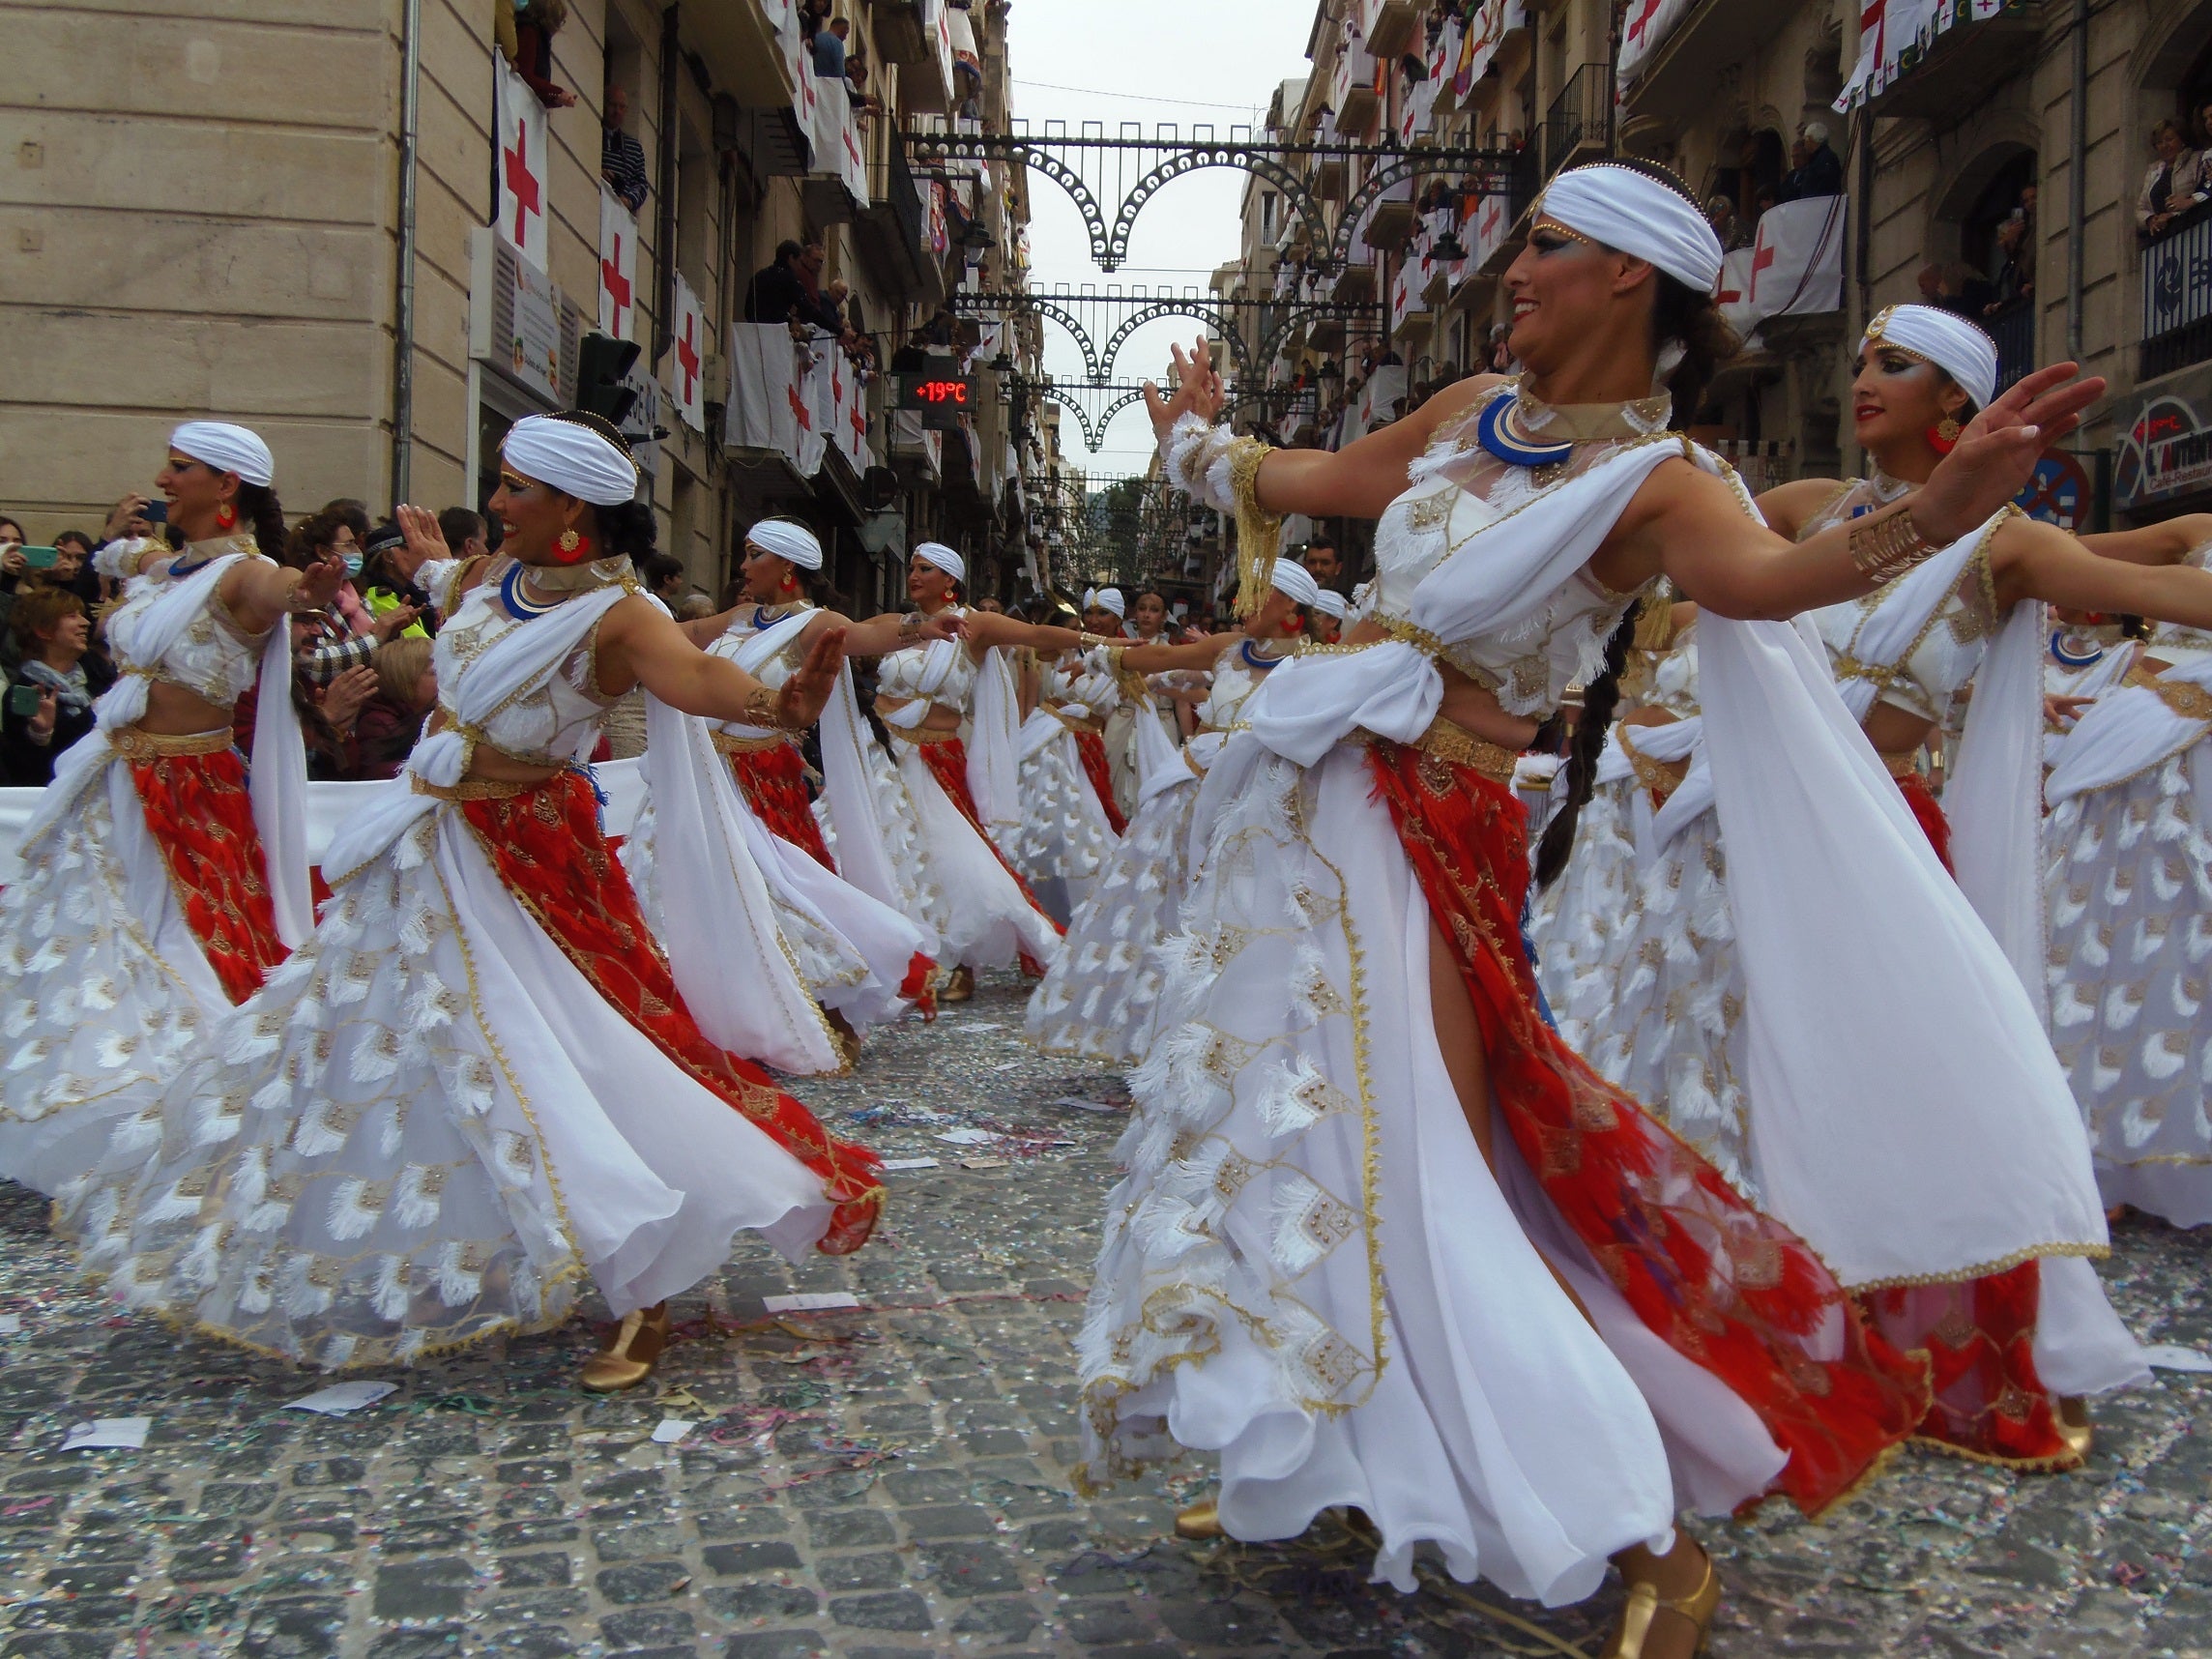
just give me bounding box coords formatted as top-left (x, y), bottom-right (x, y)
top-left (578, 333), bottom-right (642, 425)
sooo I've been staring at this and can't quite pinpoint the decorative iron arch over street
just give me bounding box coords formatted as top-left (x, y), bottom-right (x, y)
top-left (951, 289), bottom-right (1382, 388)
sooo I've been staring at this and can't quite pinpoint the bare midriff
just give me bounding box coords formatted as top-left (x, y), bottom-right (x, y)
top-left (138, 682), bottom-right (239, 739)
top-left (1860, 699), bottom-right (1937, 763)
top-left (1343, 620), bottom-right (1539, 750)
top-left (872, 695), bottom-right (965, 737)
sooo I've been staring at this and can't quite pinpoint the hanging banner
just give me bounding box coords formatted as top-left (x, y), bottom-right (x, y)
top-left (668, 272), bottom-right (706, 432)
top-left (1617, 0), bottom-right (1698, 85)
top-left (494, 55), bottom-right (549, 269)
top-left (1837, 0), bottom-right (2020, 111)
top-left (597, 187), bottom-right (639, 341)
top-left (1717, 196), bottom-right (1846, 335)
top-left (1459, 0), bottom-right (1527, 94)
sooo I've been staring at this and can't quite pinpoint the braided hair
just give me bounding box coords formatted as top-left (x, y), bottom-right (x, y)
top-left (1533, 598), bottom-right (1643, 889)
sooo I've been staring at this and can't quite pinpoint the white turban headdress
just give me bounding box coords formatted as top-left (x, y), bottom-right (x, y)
top-left (502, 414), bottom-right (639, 507)
top-left (1536, 162), bottom-right (1726, 295)
top-left (1309, 587), bottom-right (1348, 620)
top-left (913, 541), bottom-right (965, 584)
top-left (1083, 587), bottom-right (1125, 619)
top-left (1863, 304), bottom-right (1999, 413)
top-left (746, 519), bottom-right (824, 569)
top-left (169, 421), bottom-right (274, 488)
top-left (1268, 560), bottom-right (1321, 609)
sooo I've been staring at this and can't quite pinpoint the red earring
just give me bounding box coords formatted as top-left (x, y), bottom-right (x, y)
top-left (1284, 614), bottom-right (1304, 633)
top-left (556, 529), bottom-right (590, 564)
top-left (782, 572), bottom-right (799, 592)
top-left (216, 504), bottom-right (238, 530)
top-left (1928, 415), bottom-right (1962, 456)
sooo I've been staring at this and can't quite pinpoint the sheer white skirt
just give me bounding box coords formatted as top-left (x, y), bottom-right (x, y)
top-left (1007, 716), bottom-right (1117, 926)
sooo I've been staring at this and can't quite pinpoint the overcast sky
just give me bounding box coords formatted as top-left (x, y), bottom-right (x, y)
top-left (1004, 0), bottom-right (1312, 477)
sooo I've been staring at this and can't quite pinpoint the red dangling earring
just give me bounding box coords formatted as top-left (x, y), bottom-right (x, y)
top-left (216, 503), bottom-right (238, 530)
top-left (556, 528), bottom-right (590, 564)
top-left (1284, 614), bottom-right (1304, 634)
top-left (782, 572), bottom-right (800, 593)
top-left (1928, 415), bottom-right (1962, 456)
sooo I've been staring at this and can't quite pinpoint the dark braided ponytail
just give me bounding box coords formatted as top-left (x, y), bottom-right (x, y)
top-left (1533, 598), bottom-right (1642, 888)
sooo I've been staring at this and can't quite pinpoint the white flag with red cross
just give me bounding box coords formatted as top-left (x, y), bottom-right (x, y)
top-left (1719, 196), bottom-right (1846, 337)
top-left (597, 188), bottom-right (639, 341)
top-left (1617, 0), bottom-right (1696, 83)
top-left (495, 55), bottom-right (549, 269)
top-left (669, 273), bottom-right (706, 432)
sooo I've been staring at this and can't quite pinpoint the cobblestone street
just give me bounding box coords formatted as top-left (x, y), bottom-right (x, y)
top-left (0, 974), bottom-right (2206, 1659)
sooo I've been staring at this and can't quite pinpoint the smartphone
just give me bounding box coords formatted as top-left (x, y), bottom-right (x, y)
top-left (16, 546), bottom-right (58, 569)
top-left (141, 501), bottom-right (167, 525)
top-left (7, 685), bottom-right (42, 718)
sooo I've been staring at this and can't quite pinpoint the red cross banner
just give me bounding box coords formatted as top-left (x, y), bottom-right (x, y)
top-left (669, 272), bottom-right (705, 432)
top-left (494, 55), bottom-right (549, 269)
top-left (1616, 0), bottom-right (1695, 84)
top-left (1718, 196), bottom-right (1846, 338)
top-left (597, 187), bottom-right (639, 342)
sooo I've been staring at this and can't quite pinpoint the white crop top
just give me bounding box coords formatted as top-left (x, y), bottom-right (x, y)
top-left (433, 559), bottom-right (619, 767)
top-left (102, 538), bottom-right (273, 710)
top-left (875, 617), bottom-right (978, 713)
top-left (1368, 388), bottom-right (1659, 716)
top-left (1803, 476), bottom-right (1998, 726)
top-left (1195, 640), bottom-right (1285, 729)
top-left (1041, 647), bottom-right (1121, 718)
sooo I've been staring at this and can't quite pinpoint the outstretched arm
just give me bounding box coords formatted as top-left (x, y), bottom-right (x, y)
top-left (1118, 635), bottom-right (1234, 674)
top-left (830, 607), bottom-right (956, 656)
top-left (959, 610), bottom-right (1086, 656)
top-left (598, 596), bottom-right (846, 726)
top-left (1144, 334), bottom-right (1502, 522)
top-left (224, 553), bottom-right (345, 634)
top-left (2078, 511), bottom-right (2212, 568)
top-left (1994, 514), bottom-right (2212, 628)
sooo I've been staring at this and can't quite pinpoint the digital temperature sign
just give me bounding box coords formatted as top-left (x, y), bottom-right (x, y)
top-left (897, 374), bottom-right (975, 411)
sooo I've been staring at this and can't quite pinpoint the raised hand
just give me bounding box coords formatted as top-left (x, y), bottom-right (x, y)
top-left (394, 504), bottom-right (452, 569)
top-left (776, 625), bottom-right (849, 728)
top-left (1919, 362), bottom-right (2106, 541)
top-left (1141, 334), bottom-right (1226, 441)
top-left (292, 552), bottom-right (348, 614)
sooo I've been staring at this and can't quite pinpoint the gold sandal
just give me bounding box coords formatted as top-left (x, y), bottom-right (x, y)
top-left (580, 1302), bottom-right (672, 1393)
top-left (1172, 1498), bottom-right (1223, 1540)
top-left (1605, 1548), bottom-right (1720, 1658)
top-left (2055, 1394), bottom-right (2093, 1461)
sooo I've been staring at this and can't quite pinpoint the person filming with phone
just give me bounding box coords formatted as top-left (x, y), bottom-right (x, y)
top-left (2, 585), bottom-right (113, 785)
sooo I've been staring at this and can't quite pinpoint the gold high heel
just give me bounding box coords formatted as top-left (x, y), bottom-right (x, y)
top-left (1172, 1498), bottom-right (1223, 1540)
top-left (580, 1302), bottom-right (671, 1393)
top-left (2055, 1395), bottom-right (2094, 1461)
top-left (1605, 1549), bottom-right (1721, 1659)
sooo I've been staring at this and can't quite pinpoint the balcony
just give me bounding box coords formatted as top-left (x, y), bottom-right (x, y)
top-left (1851, 7), bottom-right (2039, 122)
top-left (2141, 204), bottom-right (2212, 382)
top-left (1333, 39), bottom-right (1381, 135)
top-left (1621, 0), bottom-right (1794, 131)
top-left (1985, 300), bottom-right (2035, 395)
top-left (856, 137), bottom-right (942, 305)
top-left (1364, 0), bottom-right (1423, 59)
top-left (1705, 438), bottom-right (1793, 497)
top-left (1539, 63), bottom-right (1609, 181)
top-left (1360, 175), bottom-right (1416, 251)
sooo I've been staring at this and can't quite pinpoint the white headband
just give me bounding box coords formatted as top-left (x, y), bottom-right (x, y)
top-left (1083, 587), bottom-right (1125, 619)
top-left (1863, 304), bottom-right (1999, 412)
top-left (746, 519), bottom-right (824, 570)
top-left (1269, 560), bottom-right (1321, 608)
top-left (1537, 163), bottom-right (1725, 295)
top-left (502, 415), bottom-right (639, 507)
top-left (1309, 588), bottom-right (1348, 619)
top-left (169, 421), bottom-right (274, 488)
top-left (912, 541), bottom-right (965, 584)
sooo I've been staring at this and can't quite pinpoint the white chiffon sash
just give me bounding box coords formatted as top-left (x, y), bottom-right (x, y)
top-left (1130, 695), bottom-right (1186, 798)
top-left (639, 691), bottom-right (844, 1076)
top-left (324, 582), bottom-right (628, 883)
top-left (967, 646), bottom-right (1023, 830)
top-left (2048, 655), bottom-right (2212, 802)
top-left (26, 552), bottom-right (310, 946)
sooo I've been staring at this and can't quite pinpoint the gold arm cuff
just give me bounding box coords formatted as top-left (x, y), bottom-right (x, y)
top-left (109, 725), bottom-right (235, 761)
top-left (1228, 435), bottom-right (1284, 621)
top-left (1848, 502), bottom-right (1942, 586)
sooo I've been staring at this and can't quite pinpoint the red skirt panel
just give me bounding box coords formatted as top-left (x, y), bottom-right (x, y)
top-left (729, 740), bottom-right (836, 870)
top-left (1072, 728), bottom-right (1128, 834)
top-left (459, 771), bottom-right (883, 1256)
top-left (911, 734), bottom-right (1062, 974)
top-left (1859, 769), bottom-right (2074, 1467)
top-left (1363, 741), bottom-right (1929, 1517)
top-left (130, 744), bottom-right (288, 1005)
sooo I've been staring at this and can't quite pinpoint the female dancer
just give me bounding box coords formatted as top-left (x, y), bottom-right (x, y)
top-left (2046, 543), bottom-right (2212, 1226)
top-left (1111, 588), bottom-right (1192, 805)
top-left (1094, 160), bottom-right (2105, 1655)
top-left (626, 518), bottom-right (949, 1051)
top-left (62, 414), bottom-right (881, 1392)
top-left (1309, 585), bottom-right (1348, 644)
top-left (1010, 589), bottom-right (1130, 921)
top-left (0, 422), bottom-right (322, 1198)
top-left (872, 543), bottom-right (1076, 1000)
top-left (1026, 560), bottom-right (1318, 1063)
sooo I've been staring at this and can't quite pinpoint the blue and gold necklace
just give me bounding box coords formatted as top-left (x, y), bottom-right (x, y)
top-left (1474, 380), bottom-right (1674, 469)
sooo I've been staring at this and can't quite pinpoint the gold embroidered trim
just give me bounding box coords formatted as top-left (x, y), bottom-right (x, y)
top-left (1616, 723), bottom-right (1691, 800)
top-left (1044, 700), bottom-right (1107, 738)
top-left (1358, 717), bottom-right (1521, 784)
top-left (1846, 1237), bottom-right (2109, 1295)
top-left (2124, 664), bottom-right (2212, 724)
top-left (1876, 749), bottom-right (1924, 779)
top-left (713, 729), bottom-right (799, 756)
top-left (108, 724), bottom-right (234, 761)
top-left (411, 773), bottom-right (535, 801)
top-left (1228, 436), bottom-right (1284, 621)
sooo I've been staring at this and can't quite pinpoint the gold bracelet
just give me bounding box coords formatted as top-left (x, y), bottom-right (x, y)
top-left (743, 684), bottom-right (804, 731)
top-left (1227, 435), bottom-right (1286, 621)
top-left (897, 610), bottom-right (925, 642)
top-left (1848, 504), bottom-right (1941, 586)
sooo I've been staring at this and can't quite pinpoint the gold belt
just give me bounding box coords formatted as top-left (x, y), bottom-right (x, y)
top-left (1615, 723), bottom-right (1690, 802)
top-left (109, 724), bottom-right (233, 761)
top-left (1876, 749), bottom-right (1923, 779)
top-left (411, 772), bottom-right (538, 801)
top-left (1045, 701), bottom-right (1105, 738)
top-left (1359, 715), bottom-right (1521, 786)
top-left (713, 729), bottom-right (797, 756)
top-left (2126, 663), bottom-right (2212, 723)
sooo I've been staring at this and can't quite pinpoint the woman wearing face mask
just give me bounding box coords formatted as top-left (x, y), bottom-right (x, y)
top-left (1008, 588), bottom-right (1132, 924)
top-left (871, 544), bottom-right (1079, 1001)
top-left (283, 509), bottom-right (424, 685)
top-left (621, 518), bottom-right (952, 1059)
top-left (1091, 160), bottom-right (2114, 1656)
top-left (1026, 562), bottom-right (1317, 1065)
top-left (0, 422), bottom-right (326, 1200)
top-left (61, 413), bottom-right (880, 1393)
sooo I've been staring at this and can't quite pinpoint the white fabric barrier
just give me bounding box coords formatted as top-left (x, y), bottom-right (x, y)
top-left (0, 758), bottom-right (647, 890)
